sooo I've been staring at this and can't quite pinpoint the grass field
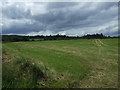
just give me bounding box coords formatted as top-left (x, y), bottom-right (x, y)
top-left (2, 39), bottom-right (118, 88)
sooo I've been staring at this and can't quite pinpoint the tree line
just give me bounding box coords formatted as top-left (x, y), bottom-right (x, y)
top-left (2, 33), bottom-right (119, 42)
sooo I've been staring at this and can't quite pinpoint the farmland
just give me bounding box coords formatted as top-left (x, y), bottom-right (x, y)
top-left (2, 39), bottom-right (118, 88)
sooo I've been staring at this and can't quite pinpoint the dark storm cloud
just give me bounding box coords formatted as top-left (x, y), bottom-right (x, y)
top-left (2, 21), bottom-right (46, 34)
top-left (32, 2), bottom-right (117, 32)
top-left (2, 2), bottom-right (118, 36)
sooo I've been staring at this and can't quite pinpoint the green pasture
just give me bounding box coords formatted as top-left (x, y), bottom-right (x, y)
top-left (2, 39), bottom-right (118, 88)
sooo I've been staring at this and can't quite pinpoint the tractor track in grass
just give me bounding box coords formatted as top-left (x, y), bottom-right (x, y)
top-left (77, 39), bottom-right (117, 88)
top-left (94, 39), bottom-right (105, 47)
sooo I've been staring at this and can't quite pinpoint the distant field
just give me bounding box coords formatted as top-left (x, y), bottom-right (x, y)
top-left (2, 39), bottom-right (118, 88)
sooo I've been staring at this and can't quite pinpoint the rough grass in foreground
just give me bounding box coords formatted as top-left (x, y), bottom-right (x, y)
top-left (2, 39), bottom-right (118, 88)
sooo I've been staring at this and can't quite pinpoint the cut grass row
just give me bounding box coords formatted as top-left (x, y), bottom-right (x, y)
top-left (2, 39), bottom-right (118, 88)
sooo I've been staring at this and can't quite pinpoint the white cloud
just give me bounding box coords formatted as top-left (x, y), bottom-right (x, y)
top-left (27, 30), bottom-right (55, 36)
top-left (25, 2), bottom-right (48, 15)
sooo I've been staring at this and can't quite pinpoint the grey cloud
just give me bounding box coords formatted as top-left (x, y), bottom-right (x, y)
top-left (32, 2), bottom-right (117, 31)
top-left (2, 2), bottom-right (118, 36)
top-left (2, 3), bottom-right (31, 19)
top-left (2, 20), bottom-right (46, 34)
top-left (46, 2), bottom-right (79, 9)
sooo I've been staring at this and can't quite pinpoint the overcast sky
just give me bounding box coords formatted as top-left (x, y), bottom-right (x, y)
top-left (1, 2), bottom-right (118, 36)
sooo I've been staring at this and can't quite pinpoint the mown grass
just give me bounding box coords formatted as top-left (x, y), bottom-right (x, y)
top-left (2, 38), bottom-right (118, 88)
